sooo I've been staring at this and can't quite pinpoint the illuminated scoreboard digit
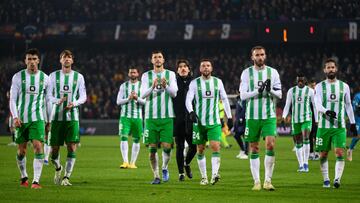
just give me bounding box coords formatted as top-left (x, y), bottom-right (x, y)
top-left (257, 22), bottom-right (322, 43)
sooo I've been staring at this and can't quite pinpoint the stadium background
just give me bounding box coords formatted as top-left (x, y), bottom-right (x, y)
top-left (1, 1), bottom-right (360, 135)
top-left (0, 1), bottom-right (360, 202)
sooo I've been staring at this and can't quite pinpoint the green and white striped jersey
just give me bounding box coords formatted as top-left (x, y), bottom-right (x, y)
top-left (117, 80), bottom-right (145, 119)
top-left (239, 66), bottom-right (282, 120)
top-left (9, 69), bottom-right (49, 123)
top-left (315, 79), bottom-right (355, 128)
top-left (282, 86), bottom-right (317, 123)
top-left (186, 76), bottom-right (232, 126)
top-left (140, 69), bottom-right (178, 119)
top-left (47, 70), bottom-right (87, 121)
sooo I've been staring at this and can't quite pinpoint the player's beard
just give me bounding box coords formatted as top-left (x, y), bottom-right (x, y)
top-left (28, 64), bottom-right (37, 73)
top-left (326, 71), bottom-right (337, 80)
top-left (130, 76), bottom-right (138, 81)
top-left (254, 59), bottom-right (265, 67)
top-left (202, 71), bottom-right (211, 78)
top-left (297, 80), bottom-right (305, 88)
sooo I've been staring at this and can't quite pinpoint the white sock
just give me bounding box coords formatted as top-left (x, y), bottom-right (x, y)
top-left (44, 144), bottom-right (51, 161)
top-left (51, 153), bottom-right (61, 169)
top-left (197, 154), bottom-right (207, 178)
top-left (64, 158), bottom-right (76, 178)
top-left (264, 155), bottom-right (275, 182)
top-left (295, 146), bottom-right (304, 167)
top-left (211, 153), bottom-right (221, 176)
top-left (16, 156), bottom-right (28, 178)
top-left (150, 152), bottom-right (159, 178)
top-left (335, 160), bottom-right (345, 181)
top-left (320, 158), bottom-right (329, 181)
top-left (120, 141), bottom-right (129, 163)
top-left (303, 143), bottom-right (310, 165)
top-left (33, 157), bottom-right (44, 183)
top-left (250, 157), bottom-right (260, 183)
top-left (162, 149), bottom-right (171, 170)
top-left (130, 143), bottom-right (140, 165)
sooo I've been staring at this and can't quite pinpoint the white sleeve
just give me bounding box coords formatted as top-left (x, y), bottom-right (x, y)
top-left (140, 73), bottom-right (153, 99)
top-left (185, 80), bottom-right (196, 113)
top-left (116, 84), bottom-right (129, 105)
top-left (47, 73), bottom-right (61, 105)
top-left (239, 69), bottom-right (258, 100)
top-left (344, 84), bottom-right (355, 124)
top-left (136, 97), bottom-right (146, 105)
top-left (9, 74), bottom-right (20, 119)
top-left (43, 75), bottom-right (52, 123)
top-left (314, 83), bottom-right (327, 114)
top-left (282, 89), bottom-right (292, 119)
top-left (269, 70), bottom-right (282, 99)
top-left (219, 80), bottom-right (232, 119)
top-left (72, 74), bottom-right (87, 107)
top-left (309, 89), bottom-right (318, 123)
top-left (165, 71), bottom-right (178, 98)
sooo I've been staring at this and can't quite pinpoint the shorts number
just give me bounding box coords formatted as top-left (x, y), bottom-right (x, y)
top-left (316, 137), bottom-right (323, 146)
top-left (143, 130), bottom-right (149, 138)
top-left (192, 131), bottom-right (200, 140)
top-left (244, 127), bottom-right (249, 136)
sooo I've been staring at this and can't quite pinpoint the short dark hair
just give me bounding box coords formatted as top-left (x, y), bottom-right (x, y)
top-left (200, 58), bottom-right (213, 66)
top-left (60, 50), bottom-right (74, 59)
top-left (176, 59), bottom-right (190, 69)
top-left (296, 72), bottom-right (305, 78)
top-left (128, 67), bottom-right (139, 72)
top-left (151, 50), bottom-right (164, 56)
top-left (323, 58), bottom-right (337, 68)
top-left (25, 48), bottom-right (40, 59)
top-left (308, 79), bottom-right (316, 84)
top-left (251, 46), bottom-right (266, 55)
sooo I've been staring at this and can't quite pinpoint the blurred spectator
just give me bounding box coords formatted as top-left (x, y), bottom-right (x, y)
top-left (0, 0), bottom-right (359, 24)
top-left (1, 45), bottom-right (360, 120)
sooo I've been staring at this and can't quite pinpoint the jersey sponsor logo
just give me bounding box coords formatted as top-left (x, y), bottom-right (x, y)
top-left (203, 90), bottom-right (213, 98)
top-left (27, 85), bottom-right (38, 95)
top-left (329, 93), bottom-right (339, 102)
top-left (30, 85), bottom-right (36, 92)
top-left (61, 85), bottom-right (71, 93)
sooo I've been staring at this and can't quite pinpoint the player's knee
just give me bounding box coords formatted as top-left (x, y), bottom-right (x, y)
top-left (320, 151), bottom-right (328, 158)
top-left (210, 142), bottom-right (220, 152)
top-left (133, 137), bottom-right (140, 143)
top-left (335, 149), bottom-right (344, 157)
top-left (17, 149), bottom-right (26, 157)
top-left (197, 144), bottom-right (205, 153)
top-left (149, 146), bottom-right (157, 155)
top-left (120, 135), bottom-right (128, 141)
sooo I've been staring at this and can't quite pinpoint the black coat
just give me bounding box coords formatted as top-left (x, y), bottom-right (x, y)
top-left (173, 73), bottom-right (193, 125)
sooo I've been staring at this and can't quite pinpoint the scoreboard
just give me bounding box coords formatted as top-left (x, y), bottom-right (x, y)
top-left (1, 21), bottom-right (359, 43)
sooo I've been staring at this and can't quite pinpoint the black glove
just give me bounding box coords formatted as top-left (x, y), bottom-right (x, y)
top-left (325, 110), bottom-right (337, 119)
top-left (227, 118), bottom-right (233, 130)
top-left (280, 119), bottom-right (286, 130)
top-left (258, 81), bottom-right (266, 93)
top-left (265, 79), bottom-right (271, 92)
top-left (189, 111), bottom-right (198, 123)
top-left (350, 124), bottom-right (358, 137)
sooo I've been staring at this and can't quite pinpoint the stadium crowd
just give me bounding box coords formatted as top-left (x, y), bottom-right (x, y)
top-left (1, 45), bottom-right (359, 120)
top-left (0, 0), bottom-right (359, 23)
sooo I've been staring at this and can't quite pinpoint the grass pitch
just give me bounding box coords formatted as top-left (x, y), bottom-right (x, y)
top-left (0, 136), bottom-right (359, 203)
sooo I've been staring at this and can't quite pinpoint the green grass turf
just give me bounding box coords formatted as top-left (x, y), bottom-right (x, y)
top-left (0, 136), bottom-right (359, 203)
